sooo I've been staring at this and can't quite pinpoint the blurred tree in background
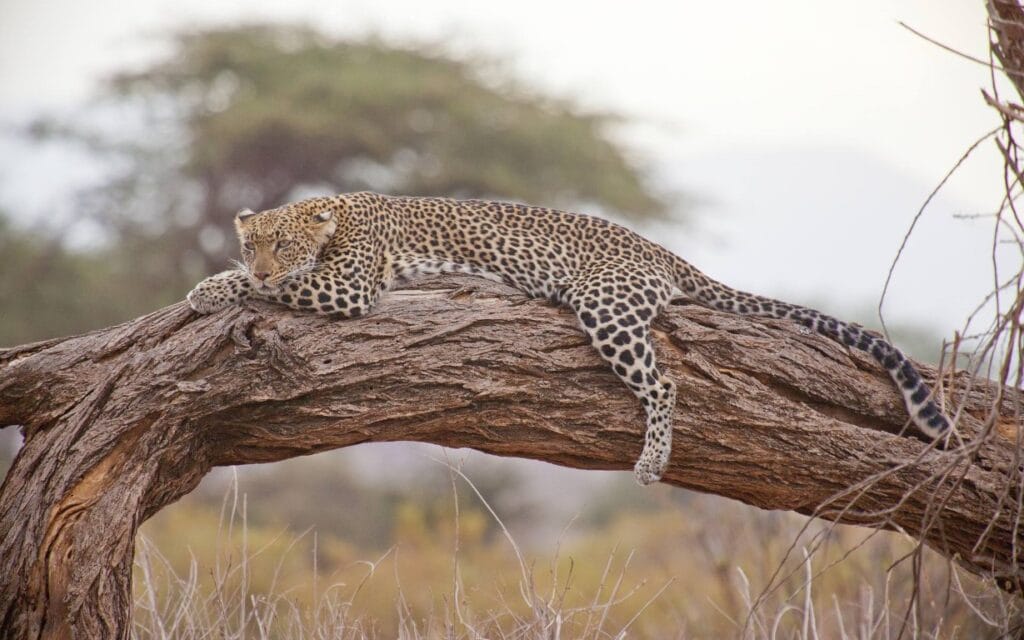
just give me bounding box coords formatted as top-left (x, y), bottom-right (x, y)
top-left (17, 23), bottom-right (670, 325)
top-left (202, 453), bottom-right (545, 551)
top-left (0, 210), bottom-right (179, 346)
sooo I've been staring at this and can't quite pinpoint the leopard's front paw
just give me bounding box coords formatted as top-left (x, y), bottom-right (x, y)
top-left (187, 284), bottom-right (234, 314)
top-left (633, 449), bottom-right (668, 486)
top-left (186, 270), bottom-right (251, 314)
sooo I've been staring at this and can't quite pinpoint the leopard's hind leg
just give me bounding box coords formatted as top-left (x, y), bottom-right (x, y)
top-left (567, 271), bottom-right (676, 484)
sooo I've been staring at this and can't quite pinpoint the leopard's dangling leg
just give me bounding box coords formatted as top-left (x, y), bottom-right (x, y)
top-left (568, 271), bottom-right (676, 484)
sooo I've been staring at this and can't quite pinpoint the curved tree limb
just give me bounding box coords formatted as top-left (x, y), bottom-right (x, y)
top-left (0, 275), bottom-right (1020, 638)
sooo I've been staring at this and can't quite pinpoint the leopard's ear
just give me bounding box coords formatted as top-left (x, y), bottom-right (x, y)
top-left (311, 209), bottom-right (337, 240)
top-left (234, 208), bottom-right (260, 234)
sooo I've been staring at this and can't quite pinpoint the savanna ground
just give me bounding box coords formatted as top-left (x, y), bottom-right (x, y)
top-left (125, 449), bottom-right (1018, 639)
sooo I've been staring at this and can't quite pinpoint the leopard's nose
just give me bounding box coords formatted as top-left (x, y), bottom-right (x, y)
top-left (254, 271), bottom-right (271, 282)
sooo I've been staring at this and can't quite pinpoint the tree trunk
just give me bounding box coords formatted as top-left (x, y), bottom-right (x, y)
top-left (0, 275), bottom-right (1020, 638)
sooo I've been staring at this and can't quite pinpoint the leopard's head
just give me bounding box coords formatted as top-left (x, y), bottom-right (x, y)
top-left (234, 197), bottom-right (340, 293)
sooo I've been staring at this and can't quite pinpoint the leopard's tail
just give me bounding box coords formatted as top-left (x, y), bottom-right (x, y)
top-left (669, 255), bottom-right (951, 438)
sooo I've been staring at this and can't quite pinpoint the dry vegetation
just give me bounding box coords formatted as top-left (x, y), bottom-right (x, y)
top-left (130, 463), bottom-right (1021, 639)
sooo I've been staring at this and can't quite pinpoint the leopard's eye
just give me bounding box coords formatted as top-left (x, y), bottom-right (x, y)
top-left (276, 239), bottom-right (292, 250)
top-left (242, 241), bottom-right (254, 251)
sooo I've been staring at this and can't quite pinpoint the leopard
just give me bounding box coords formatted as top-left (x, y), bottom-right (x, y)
top-left (187, 191), bottom-right (952, 484)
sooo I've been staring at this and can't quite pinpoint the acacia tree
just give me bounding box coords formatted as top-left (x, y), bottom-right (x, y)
top-left (42, 24), bottom-right (669, 288)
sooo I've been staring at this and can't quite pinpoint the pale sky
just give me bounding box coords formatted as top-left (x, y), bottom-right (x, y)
top-left (0, 0), bottom-right (1015, 339)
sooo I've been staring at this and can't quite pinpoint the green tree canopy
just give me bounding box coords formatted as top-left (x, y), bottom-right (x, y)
top-left (0, 210), bottom-right (184, 347)
top-left (67, 24), bottom-right (673, 277)
top-left (115, 25), bottom-right (666, 213)
top-left (13, 23), bottom-right (676, 344)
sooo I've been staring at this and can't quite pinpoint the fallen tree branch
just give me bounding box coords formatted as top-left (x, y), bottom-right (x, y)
top-left (0, 275), bottom-right (1020, 638)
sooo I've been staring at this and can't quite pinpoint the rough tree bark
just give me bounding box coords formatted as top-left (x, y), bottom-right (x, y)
top-left (0, 275), bottom-right (1021, 639)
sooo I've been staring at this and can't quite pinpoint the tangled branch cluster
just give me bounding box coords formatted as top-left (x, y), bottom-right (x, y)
top-left (744, 4), bottom-right (1024, 633)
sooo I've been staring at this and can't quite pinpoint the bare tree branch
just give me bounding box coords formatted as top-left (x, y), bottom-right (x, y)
top-left (0, 275), bottom-right (1020, 638)
top-left (990, 0), bottom-right (1024, 101)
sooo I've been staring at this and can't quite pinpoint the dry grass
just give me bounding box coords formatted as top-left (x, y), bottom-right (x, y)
top-left (132, 464), bottom-right (1022, 639)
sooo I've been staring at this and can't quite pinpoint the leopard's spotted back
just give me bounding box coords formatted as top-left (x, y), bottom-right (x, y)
top-left (188, 191), bottom-right (952, 484)
top-left (384, 195), bottom-right (677, 299)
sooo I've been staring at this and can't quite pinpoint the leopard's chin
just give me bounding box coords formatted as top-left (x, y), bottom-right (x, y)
top-left (252, 281), bottom-right (282, 295)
